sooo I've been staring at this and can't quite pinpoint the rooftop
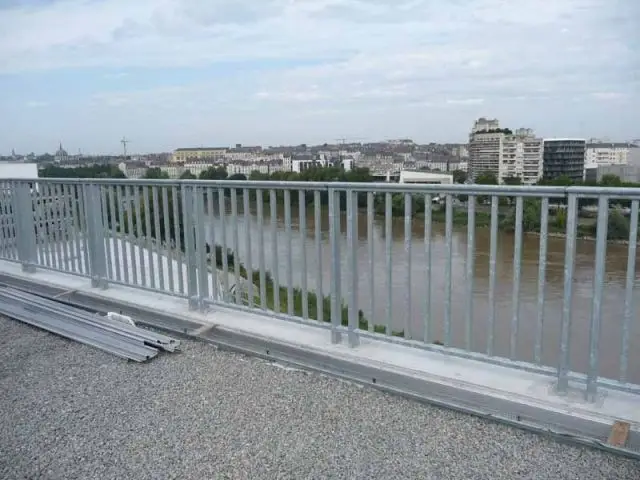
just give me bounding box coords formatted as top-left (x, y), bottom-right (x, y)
top-left (2, 316), bottom-right (638, 480)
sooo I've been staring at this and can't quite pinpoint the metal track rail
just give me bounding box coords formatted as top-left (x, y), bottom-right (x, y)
top-left (0, 287), bottom-right (179, 362)
top-left (4, 288), bottom-right (180, 352)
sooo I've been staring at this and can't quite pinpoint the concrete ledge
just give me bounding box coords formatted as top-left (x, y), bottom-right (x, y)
top-left (0, 263), bottom-right (638, 459)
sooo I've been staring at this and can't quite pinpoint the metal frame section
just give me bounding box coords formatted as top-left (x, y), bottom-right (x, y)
top-left (0, 286), bottom-right (179, 361)
top-left (1, 178), bottom-right (639, 401)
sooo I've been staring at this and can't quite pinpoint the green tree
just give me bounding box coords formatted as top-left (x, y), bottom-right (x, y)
top-left (39, 164), bottom-right (125, 179)
top-left (475, 172), bottom-right (499, 185)
top-left (144, 168), bottom-right (170, 179)
top-left (600, 174), bottom-right (623, 187)
top-left (180, 170), bottom-right (196, 180)
top-left (452, 169), bottom-right (467, 184)
top-left (227, 173), bottom-right (248, 181)
top-left (602, 209), bottom-right (630, 240)
top-left (502, 176), bottom-right (522, 186)
top-left (199, 166), bottom-right (228, 180)
top-left (501, 198), bottom-right (542, 232)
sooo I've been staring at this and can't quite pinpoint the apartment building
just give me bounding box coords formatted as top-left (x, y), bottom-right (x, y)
top-left (542, 139), bottom-right (586, 182)
top-left (502, 129), bottom-right (544, 185)
top-left (468, 119), bottom-right (543, 184)
top-left (585, 142), bottom-right (636, 167)
top-left (171, 147), bottom-right (227, 164)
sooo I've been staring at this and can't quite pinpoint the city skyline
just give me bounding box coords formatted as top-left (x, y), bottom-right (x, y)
top-left (1, 0), bottom-right (638, 154)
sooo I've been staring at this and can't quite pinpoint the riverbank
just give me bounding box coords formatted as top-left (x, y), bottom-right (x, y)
top-left (367, 208), bottom-right (639, 245)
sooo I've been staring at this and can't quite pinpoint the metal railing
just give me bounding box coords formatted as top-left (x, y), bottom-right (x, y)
top-left (0, 178), bottom-right (638, 400)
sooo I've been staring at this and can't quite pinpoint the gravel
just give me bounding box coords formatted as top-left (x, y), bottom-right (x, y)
top-left (0, 316), bottom-right (638, 480)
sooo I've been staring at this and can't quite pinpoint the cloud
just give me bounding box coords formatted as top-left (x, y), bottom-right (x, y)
top-left (590, 92), bottom-right (627, 101)
top-left (0, 0), bottom-right (638, 152)
top-left (26, 100), bottom-right (49, 108)
top-left (446, 98), bottom-right (485, 106)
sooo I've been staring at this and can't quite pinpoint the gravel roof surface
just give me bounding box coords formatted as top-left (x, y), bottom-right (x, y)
top-left (0, 316), bottom-right (638, 480)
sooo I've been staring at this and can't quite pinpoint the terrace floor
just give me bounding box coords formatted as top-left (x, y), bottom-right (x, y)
top-left (1, 316), bottom-right (638, 480)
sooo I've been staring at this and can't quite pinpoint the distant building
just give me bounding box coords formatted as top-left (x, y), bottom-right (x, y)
top-left (468, 119), bottom-right (543, 184)
top-left (596, 165), bottom-right (640, 183)
top-left (542, 139), bottom-right (586, 182)
top-left (399, 170), bottom-right (453, 185)
top-left (118, 162), bottom-right (148, 179)
top-left (171, 147), bottom-right (227, 164)
top-left (585, 143), bottom-right (634, 168)
top-left (54, 143), bottom-right (69, 164)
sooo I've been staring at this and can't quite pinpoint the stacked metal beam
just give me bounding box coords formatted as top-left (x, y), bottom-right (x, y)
top-left (0, 287), bottom-right (179, 362)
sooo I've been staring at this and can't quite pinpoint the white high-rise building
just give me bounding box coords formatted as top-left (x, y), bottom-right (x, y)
top-left (469, 119), bottom-right (543, 184)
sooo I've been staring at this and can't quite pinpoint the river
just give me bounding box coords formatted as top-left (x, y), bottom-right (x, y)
top-left (203, 198), bottom-right (640, 384)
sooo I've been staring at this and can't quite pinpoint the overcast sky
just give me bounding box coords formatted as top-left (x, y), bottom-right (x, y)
top-left (0, 0), bottom-right (638, 154)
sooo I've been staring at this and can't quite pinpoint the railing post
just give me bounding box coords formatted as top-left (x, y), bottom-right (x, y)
top-left (12, 181), bottom-right (38, 273)
top-left (585, 195), bottom-right (608, 401)
top-left (556, 191), bottom-right (578, 394)
top-left (181, 185), bottom-right (200, 310)
top-left (84, 184), bottom-right (108, 289)
top-left (328, 188), bottom-right (342, 344)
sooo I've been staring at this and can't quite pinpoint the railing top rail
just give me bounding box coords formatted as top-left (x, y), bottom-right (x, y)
top-left (3, 177), bottom-right (567, 196)
top-left (5, 178), bottom-right (640, 199)
top-left (567, 185), bottom-right (640, 199)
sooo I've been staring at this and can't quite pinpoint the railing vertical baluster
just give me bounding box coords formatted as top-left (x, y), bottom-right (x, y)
top-left (0, 186), bottom-right (9, 258)
top-left (4, 183), bottom-right (18, 261)
top-left (195, 187), bottom-right (208, 307)
top-left (162, 187), bottom-right (175, 293)
top-left (243, 188), bottom-right (253, 308)
top-left (404, 193), bottom-right (412, 339)
top-left (51, 183), bottom-right (64, 270)
top-left (487, 195), bottom-right (498, 356)
top-left (152, 186), bottom-right (164, 291)
top-left (126, 186), bottom-right (137, 286)
top-left (557, 193), bottom-right (578, 394)
top-left (367, 191), bottom-right (374, 332)
top-left (172, 185), bottom-right (184, 296)
top-left (71, 184), bottom-right (83, 274)
top-left (444, 194), bottom-right (453, 346)
top-left (85, 184), bottom-right (108, 289)
top-left (328, 188), bottom-right (342, 343)
top-left (347, 190), bottom-right (360, 347)
top-left (109, 185), bottom-right (122, 282)
top-left (116, 186), bottom-right (128, 284)
top-left (181, 185), bottom-right (199, 310)
top-left (257, 189), bottom-right (266, 309)
top-left (534, 197), bottom-right (549, 364)
top-left (207, 187), bottom-right (218, 302)
top-left (314, 190), bottom-right (323, 322)
top-left (12, 182), bottom-right (37, 272)
top-left (134, 186), bottom-right (146, 286)
top-left (144, 186), bottom-right (155, 289)
top-left (586, 195), bottom-right (609, 401)
top-left (269, 189), bottom-right (280, 312)
top-left (424, 194), bottom-right (432, 343)
top-left (620, 200), bottom-right (638, 383)
top-left (231, 188), bottom-right (241, 305)
top-left (41, 183), bottom-right (52, 268)
top-left (61, 184), bottom-right (73, 271)
top-left (299, 190), bottom-right (309, 319)
top-left (465, 195), bottom-right (475, 351)
top-left (100, 185), bottom-right (113, 279)
top-left (78, 184), bottom-right (91, 275)
top-left (510, 196), bottom-right (524, 360)
top-left (284, 189), bottom-right (294, 316)
top-left (217, 187), bottom-right (229, 302)
top-left (385, 192), bottom-right (392, 336)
